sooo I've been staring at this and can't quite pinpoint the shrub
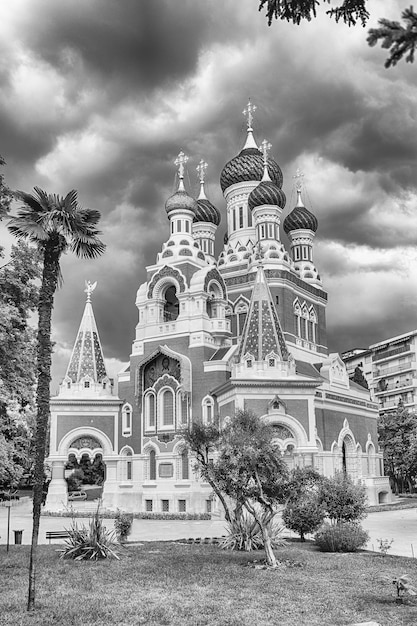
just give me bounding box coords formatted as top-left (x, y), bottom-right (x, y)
top-left (318, 472), bottom-right (367, 523)
top-left (59, 509), bottom-right (119, 560)
top-left (282, 495), bottom-right (325, 541)
top-left (114, 510), bottom-right (133, 542)
top-left (219, 507), bottom-right (286, 552)
top-left (314, 521), bottom-right (369, 552)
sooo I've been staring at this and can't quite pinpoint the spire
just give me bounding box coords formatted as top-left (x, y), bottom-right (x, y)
top-left (196, 159), bottom-right (208, 200)
top-left (239, 261), bottom-right (289, 362)
top-left (260, 139), bottom-right (272, 182)
top-left (174, 150), bottom-right (189, 192)
top-left (242, 99), bottom-right (258, 150)
top-left (66, 282), bottom-right (108, 384)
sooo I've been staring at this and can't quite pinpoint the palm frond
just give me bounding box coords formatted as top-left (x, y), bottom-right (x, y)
top-left (71, 237), bottom-right (106, 259)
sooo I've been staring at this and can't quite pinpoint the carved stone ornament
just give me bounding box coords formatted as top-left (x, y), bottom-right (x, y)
top-left (204, 268), bottom-right (227, 299)
top-left (70, 436), bottom-right (102, 450)
top-left (268, 395), bottom-right (287, 413)
top-left (147, 265), bottom-right (186, 299)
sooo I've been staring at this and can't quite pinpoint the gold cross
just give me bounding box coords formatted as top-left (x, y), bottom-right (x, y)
top-left (196, 159), bottom-right (208, 184)
top-left (243, 99), bottom-right (257, 129)
top-left (174, 151), bottom-right (189, 180)
top-left (293, 168), bottom-right (304, 192)
top-left (260, 139), bottom-right (272, 165)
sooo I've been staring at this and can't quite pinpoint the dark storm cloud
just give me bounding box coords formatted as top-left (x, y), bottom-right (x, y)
top-left (16, 0), bottom-right (248, 97)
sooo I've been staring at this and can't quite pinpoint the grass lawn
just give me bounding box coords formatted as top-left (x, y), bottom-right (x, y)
top-left (1, 540), bottom-right (417, 625)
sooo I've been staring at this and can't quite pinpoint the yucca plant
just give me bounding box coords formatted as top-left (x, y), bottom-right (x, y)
top-left (59, 509), bottom-right (119, 560)
top-left (220, 507), bottom-right (286, 552)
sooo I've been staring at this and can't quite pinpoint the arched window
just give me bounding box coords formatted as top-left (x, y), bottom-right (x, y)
top-left (308, 307), bottom-right (317, 343)
top-left (163, 285), bottom-right (179, 322)
top-left (149, 449), bottom-right (156, 480)
top-left (202, 396), bottom-right (214, 425)
top-left (181, 449), bottom-right (189, 480)
top-left (122, 403), bottom-right (132, 437)
top-left (120, 447), bottom-right (133, 481)
top-left (301, 304), bottom-right (309, 339)
top-left (160, 388), bottom-right (175, 428)
top-left (145, 393), bottom-right (156, 430)
top-left (178, 392), bottom-right (188, 426)
top-left (293, 300), bottom-right (301, 337)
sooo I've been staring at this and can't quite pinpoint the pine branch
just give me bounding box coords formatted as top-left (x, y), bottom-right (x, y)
top-left (326, 0), bottom-right (369, 27)
top-left (367, 6), bottom-right (417, 68)
top-left (258, 0), bottom-right (370, 26)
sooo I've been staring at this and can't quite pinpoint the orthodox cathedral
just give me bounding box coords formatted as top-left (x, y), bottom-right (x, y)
top-left (45, 103), bottom-right (391, 513)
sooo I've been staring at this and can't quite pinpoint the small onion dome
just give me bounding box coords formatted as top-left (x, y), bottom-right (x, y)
top-left (283, 206), bottom-right (318, 234)
top-left (220, 148), bottom-right (283, 192)
top-left (194, 198), bottom-right (221, 226)
top-left (248, 181), bottom-right (286, 212)
top-left (165, 190), bottom-right (197, 215)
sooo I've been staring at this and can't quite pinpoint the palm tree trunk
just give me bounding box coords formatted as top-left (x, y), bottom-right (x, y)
top-left (27, 247), bottom-right (60, 611)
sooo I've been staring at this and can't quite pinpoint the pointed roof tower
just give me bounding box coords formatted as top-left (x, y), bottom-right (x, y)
top-left (66, 281), bottom-right (108, 384)
top-left (239, 252), bottom-right (289, 362)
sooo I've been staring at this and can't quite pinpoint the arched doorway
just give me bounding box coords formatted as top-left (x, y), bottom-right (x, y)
top-left (65, 435), bottom-right (106, 502)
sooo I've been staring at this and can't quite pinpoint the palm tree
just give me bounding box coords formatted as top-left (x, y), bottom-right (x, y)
top-left (8, 187), bottom-right (106, 611)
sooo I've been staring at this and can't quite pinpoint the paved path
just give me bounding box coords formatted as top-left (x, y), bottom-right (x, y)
top-left (1, 500), bottom-right (416, 557)
top-left (0, 500), bottom-right (227, 545)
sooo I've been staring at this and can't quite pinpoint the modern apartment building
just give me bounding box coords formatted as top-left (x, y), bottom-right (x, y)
top-left (342, 330), bottom-right (417, 414)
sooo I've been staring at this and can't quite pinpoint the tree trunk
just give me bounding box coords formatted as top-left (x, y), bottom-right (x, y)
top-left (27, 247), bottom-right (59, 611)
top-left (243, 502), bottom-right (277, 568)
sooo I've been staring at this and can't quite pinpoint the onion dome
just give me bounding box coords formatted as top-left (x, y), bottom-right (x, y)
top-left (283, 203), bottom-right (318, 234)
top-left (248, 180), bottom-right (286, 212)
top-left (220, 148), bottom-right (283, 192)
top-left (165, 190), bottom-right (197, 215)
top-left (194, 198), bottom-right (221, 225)
top-left (165, 150), bottom-right (197, 215)
top-left (193, 158), bottom-right (221, 225)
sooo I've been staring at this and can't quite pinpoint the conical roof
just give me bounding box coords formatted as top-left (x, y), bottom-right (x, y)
top-left (239, 263), bottom-right (289, 362)
top-left (66, 282), bottom-right (108, 383)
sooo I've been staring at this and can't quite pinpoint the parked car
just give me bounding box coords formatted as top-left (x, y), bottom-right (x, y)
top-left (68, 490), bottom-right (87, 501)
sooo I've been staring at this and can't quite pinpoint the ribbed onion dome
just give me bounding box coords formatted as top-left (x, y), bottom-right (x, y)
top-left (248, 180), bottom-right (286, 212)
top-left (194, 198), bottom-right (221, 226)
top-left (283, 205), bottom-right (318, 234)
top-left (220, 148), bottom-right (283, 192)
top-left (165, 190), bottom-right (198, 215)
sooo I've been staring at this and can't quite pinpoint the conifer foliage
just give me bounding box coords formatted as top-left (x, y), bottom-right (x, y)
top-left (258, 1), bottom-right (417, 68)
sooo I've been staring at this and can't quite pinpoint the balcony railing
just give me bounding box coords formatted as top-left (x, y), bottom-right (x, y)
top-left (372, 344), bottom-right (411, 362)
top-left (374, 379), bottom-right (415, 394)
top-left (373, 362), bottom-right (415, 378)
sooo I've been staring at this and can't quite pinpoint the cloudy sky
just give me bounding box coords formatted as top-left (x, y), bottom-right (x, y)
top-left (1, 0), bottom-right (416, 391)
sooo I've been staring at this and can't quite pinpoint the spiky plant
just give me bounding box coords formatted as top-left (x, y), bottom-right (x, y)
top-left (59, 508), bottom-right (119, 561)
top-left (220, 507), bottom-right (286, 552)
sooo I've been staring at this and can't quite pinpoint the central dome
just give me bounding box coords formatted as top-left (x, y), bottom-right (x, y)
top-left (220, 148), bottom-right (283, 192)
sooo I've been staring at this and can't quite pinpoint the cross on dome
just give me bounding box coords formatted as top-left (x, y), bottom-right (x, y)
top-left (196, 159), bottom-right (208, 184)
top-left (175, 151), bottom-right (189, 179)
top-left (243, 99), bottom-right (257, 130)
top-left (84, 280), bottom-right (97, 303)
top-left (260, 139), bottom-right (272, 165)
top-left (293, 168), bottom-right (304, 192)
